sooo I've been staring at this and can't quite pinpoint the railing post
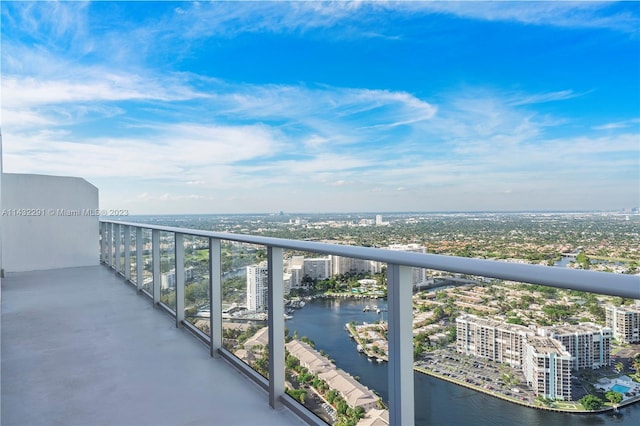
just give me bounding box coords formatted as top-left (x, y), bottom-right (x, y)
top-left (268, 246), bottom-right (285, 409)
top-left (175, 233), bottom-right (185, 328)
top-left (136, 227), bottom-right (143, 292)
top-left (100, 222), bottom-right (107, 263)
top-left (387, 263), bottom-right (415, 426)
top-left (124, 225), bottom-right (131, 281)
top-left (152, 229), bottom-right (161, 306)
top-left (108, 222), bottom-right (114, 267)
top-left (209, 238), bottom-right (222, 358)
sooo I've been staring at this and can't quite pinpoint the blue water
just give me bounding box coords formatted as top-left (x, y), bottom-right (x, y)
top-left (612, 384), bottom-right (631, 394)
top-left (286, 298), bottom-right (640, 426)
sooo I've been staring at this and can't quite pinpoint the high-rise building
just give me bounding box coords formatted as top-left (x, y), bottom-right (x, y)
top-left (538, 323), bottom-right (611, 370)
top-left (606, 305), bottom-right (640, 344)
top-left (289, 266), bottom-right (303, 288)
top-left (331, 255), bottom-right (381, 276)
top-left (523, 337), bottom-right (572, 401)
top-left (303, 257), bottom-right (332, 280)
top-left (456, 314), bottom-right (534, 368)
top-left (386, 244), bottom-right (428, 287)
top-left (285, 256), bottom-right (304, 288)
top-left (247, 262), bottom-right (269, 312)
top-left (160, 266), bottom-right (195, 289)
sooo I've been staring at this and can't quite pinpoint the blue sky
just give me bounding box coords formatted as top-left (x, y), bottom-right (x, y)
top-left (2, 1), bottom-right (639, 214)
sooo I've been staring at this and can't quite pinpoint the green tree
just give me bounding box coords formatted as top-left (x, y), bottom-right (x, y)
top-left (579, 395), bottom-right (603, 411)
top-left (605, 391), bottom-right (623, 406)
top-left (352, 406), bottom-right (365, 419)
top-left (576, 251), bottom-right (590, 268)
top-left (285, 354), bottom-right (299, 370)
top-left (336, 399), bottom-right (349, 416)
top-left (414, 343), bottom-right (425, 360)
top-left (300, 335), bottom-right (316, 347)
top-left (286, 388), bottom-right (306, 404)
top-left (432, 306), bottom-right (445, 321)
top-left (632, 357), bottom-right (640, 378)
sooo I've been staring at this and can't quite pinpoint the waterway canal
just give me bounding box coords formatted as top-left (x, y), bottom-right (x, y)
top-left (286, 298), bottom-right (639, 426)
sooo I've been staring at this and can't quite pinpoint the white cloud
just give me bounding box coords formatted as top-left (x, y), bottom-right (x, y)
top-left (593, 119), bottom-right (640, 131)
top-left (508, 90), bottom-right (583, 106)
top-left (157, 1), bottom-right (639, 41)
top-left (405, 2), bottom-right (639, 34)
top-left (6, 80), bottom-right (636, 206)
top-left (2, 72), bottom-right (203, 108)
top-left (2, 121), bottom-right (285, 182)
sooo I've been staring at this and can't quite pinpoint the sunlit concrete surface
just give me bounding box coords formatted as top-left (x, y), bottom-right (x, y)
top-left (1, 266), bottom-right (305, 426)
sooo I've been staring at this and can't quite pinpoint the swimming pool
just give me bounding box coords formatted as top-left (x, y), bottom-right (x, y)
top-left (611, 384), bottom-right (630, 394)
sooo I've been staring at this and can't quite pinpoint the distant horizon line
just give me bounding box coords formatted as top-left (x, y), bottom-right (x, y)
top-left (121, 209), bottom-right (638, 217)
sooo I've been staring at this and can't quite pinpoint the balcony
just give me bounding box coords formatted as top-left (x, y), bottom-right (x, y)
top-left (1, 265), bottom-right (305, 426)
top-left (2, 212), bottom-right (638, 426)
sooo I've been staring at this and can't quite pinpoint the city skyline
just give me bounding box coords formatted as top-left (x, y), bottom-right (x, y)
top-left (2, 1), bottom-right (639, 214)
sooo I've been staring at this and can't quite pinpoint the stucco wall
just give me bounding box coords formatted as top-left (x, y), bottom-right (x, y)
top-left (1, 173), bottom-right (99, 272)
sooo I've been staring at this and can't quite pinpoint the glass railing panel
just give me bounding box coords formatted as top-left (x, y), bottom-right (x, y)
top-left (129, 227), bottom-right (137, 284)
top-left (282, 249), bottom-right (387, 425)
top-left (183, 235), bottom-right (211, 336)
top-left (110, 223), bottom-right (116, 267)
top-left (99, 224), bottom-right (105, 263)
top-left (221, 241), bottom-right (270, 378)
top-left (159, 231), bottom-right (176, 313)
top-left (118, 225), bottom-right (126, 275)
top-left (411, 270), bottom-right (638, 425)
top-left (141, 228), bottom-right (153, 295)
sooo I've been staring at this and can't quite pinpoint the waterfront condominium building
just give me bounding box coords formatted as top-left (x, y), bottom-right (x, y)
top-left (160, 266), bottom-right (195, 290)
top-left (285, 256), bottom-right (304, 289)
top-left (456, 314), bottom-right (534, 368)
top-left (386, 244), bottom-right (428, 287)
top-left (605, 304), bottom-right (640, 344)
top-left (330, 255), bottom-right (381, 276)
top-left (246, 262), bottom-right (269, 312)
top-left (523, 337), bottom-right (573, 401)
top-left (303, 257), bottom-right (332, 281)
top-left (538, 323), bottom-right (611, 370)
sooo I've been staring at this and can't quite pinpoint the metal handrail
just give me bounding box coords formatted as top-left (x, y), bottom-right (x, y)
top-left (103, 220), bottom-right (639, 298)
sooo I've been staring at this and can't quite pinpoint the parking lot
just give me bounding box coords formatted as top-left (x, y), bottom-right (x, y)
top-left (416, 348), bottom-right (537, 405)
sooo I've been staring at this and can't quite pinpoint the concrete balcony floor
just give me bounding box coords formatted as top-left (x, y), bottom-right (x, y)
top-left (1, 265), bottom-right (305, 426)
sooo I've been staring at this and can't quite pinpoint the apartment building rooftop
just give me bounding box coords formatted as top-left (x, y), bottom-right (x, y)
top-left (541, 322), bottom-right (610, 336)
top-left (527, 336), bottom-right (571, 356)
top-left (608, 304), bottom-right (640, 313)
top-left (456, 314), bottom-right (533, 334)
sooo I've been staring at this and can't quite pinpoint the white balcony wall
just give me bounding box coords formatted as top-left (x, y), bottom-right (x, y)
top-left (1, 173), bottom-right (99, 272)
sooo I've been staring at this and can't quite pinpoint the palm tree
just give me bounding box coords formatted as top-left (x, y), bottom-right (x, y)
top-left (615, 362), bottom-right (624, 374)
top-left (632, 358), bottom-right (640, 379)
